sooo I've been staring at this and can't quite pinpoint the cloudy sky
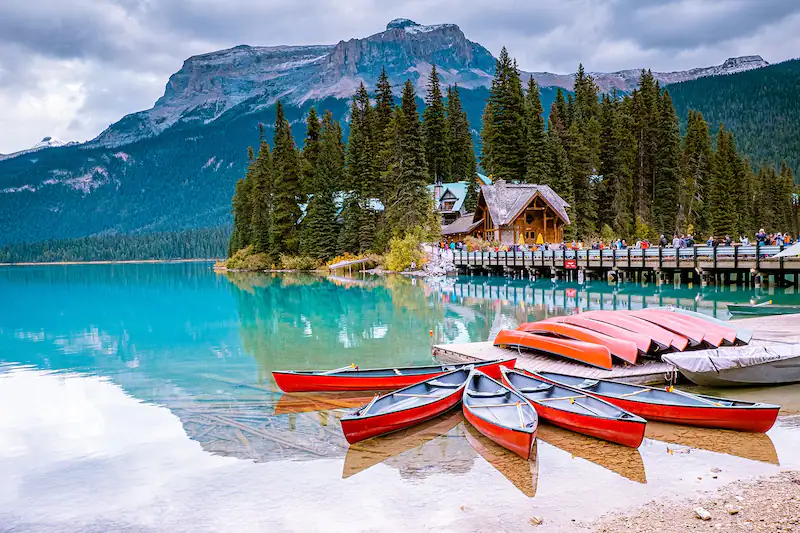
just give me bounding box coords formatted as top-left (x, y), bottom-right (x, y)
top-left (1, 0), bottom-right (798, 153)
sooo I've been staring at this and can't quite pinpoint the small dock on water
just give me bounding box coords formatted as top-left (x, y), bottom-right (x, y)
top-left (433, 314), bottom-right (800, 385)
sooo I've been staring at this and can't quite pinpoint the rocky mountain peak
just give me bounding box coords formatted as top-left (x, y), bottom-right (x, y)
top-left (386, 18), bottom-right (419, 30)
top-left (720, 55), bottom-right (769, 72)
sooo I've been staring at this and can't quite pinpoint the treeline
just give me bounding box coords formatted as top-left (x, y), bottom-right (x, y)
top-left (0, 227), bottom-right (230, 263)
top-left (479, 48), bottom-right (798, 240)
top-left (229, 66), bottom-right (477, 262)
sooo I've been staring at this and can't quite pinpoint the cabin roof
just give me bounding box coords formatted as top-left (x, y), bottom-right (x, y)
top-left (426, 181), bottom-right (468, 213)
top-left (479, 181), bottom-right (570, 226)
top-left (442, 213), bottom-right (482, 235)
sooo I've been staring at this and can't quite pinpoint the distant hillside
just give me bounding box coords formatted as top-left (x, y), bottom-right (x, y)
top-left (668, 59), bottom-right (800, 178)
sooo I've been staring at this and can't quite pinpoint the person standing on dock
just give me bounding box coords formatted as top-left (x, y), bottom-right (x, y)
top-left (672, 234), bottom-right (680, 248)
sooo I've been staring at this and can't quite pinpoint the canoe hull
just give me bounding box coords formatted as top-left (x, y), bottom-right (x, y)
top-left (728, 304), bottom-right (800, 316)
top-left (582, 311), bottom-right (687, 351)
top-left (542, 315), bottom-right (654, 355)
top-left (517, 321), bottom-right (638, 364)
top-left (596, 396), bottom-right (779, 433)
top-left (341, 391), bottom-right (463, 444)
top-left (273, 359), bottom-right (515, 392)
top-left (463, 403), bottom-right (536, 459)
top-left (494, 329), bottom-right (613, 370)
top-left (640, 309), bottom-right (736, 346)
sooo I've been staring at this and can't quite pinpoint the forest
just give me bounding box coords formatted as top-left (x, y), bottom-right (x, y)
top-left (0, 227), bottom-right (230, 263)
top-left (229, 48), bottom-right (799, 265)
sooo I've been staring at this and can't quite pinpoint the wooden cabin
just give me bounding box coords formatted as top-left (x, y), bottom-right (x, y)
top-left (466, 180), bottom-right (570, 244)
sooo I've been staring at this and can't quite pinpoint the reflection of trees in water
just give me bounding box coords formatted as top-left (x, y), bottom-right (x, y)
top-left (226, 273), bottom-right (446, 382)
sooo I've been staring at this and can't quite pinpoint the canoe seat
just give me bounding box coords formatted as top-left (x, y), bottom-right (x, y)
top-left (466, 389), bottom-right (507, 398)
top-left (428, 380), bottom-right (462, 388)
top-left (518, 384), bottom-right (554, 393)
top-left (574, 379), bottom-right (600, 390)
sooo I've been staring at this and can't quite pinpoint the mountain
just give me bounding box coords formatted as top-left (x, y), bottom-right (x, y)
top-left (0, 136), bottom-right (77, 162)
top-left (0, 18), bottom-right (773, 247)
top-left (668, 58), bottom-right (800, 180)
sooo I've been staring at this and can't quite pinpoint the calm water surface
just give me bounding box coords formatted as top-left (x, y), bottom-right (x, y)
top-left (1, 264), bottom-right (800, 532)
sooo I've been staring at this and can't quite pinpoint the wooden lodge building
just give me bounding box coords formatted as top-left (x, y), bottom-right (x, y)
top-left (441, 180), bottom-right (571, 244)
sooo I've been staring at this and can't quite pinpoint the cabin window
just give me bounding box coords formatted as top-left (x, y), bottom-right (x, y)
top-left (525, 213), bottom-right (535, 224)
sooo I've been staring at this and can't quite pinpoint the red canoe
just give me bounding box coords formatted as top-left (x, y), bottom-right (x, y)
top-left (462, 370), bottom-right (538, 459)
top-left (540, 315), bottom-right (656, 355)
top-left (501, 368), bottom-right (645, 447)
top-left (340, 367), bottom-right (470, 444)
top-left (495, 329), bottom-right (613, 370)
top-left (273, 358), bottom-right (516, 392)
top-left (581, 311), bottom-right (689, 351)
top-left (517, 321), bottom-right (638, 365)
top-left (634, 309), bottom-right (732, 347)
top-left (627, 310), bottom-right (707, 347)
top-left (532, 371), bottom-right (780, 433)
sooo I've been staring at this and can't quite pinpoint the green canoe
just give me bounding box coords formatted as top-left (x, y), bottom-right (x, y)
top-left (727, 304), bottom-right (800, 316)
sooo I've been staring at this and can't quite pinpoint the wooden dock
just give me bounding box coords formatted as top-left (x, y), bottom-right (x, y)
top-left (433, 313), bottom-right (800, 385)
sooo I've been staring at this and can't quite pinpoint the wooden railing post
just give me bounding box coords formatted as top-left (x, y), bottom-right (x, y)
top-left (658, 246), bottom-right (662, 269)
top-left (734, 244), bottom-right (738, 269)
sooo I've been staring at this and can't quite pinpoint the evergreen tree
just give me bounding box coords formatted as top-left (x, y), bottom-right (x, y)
top-left (373, 67), bottom-right (395, 204)
top-left (544, 129), bottom-right (575, 239)
top-left (269, 100), bottom-right (302, 257)
top-left (524, 77), bottom-right (548, 183)
top-left (738, 157), bottom-right (757, 236)
top-left (343, 83), bottom-right (377, 252)
top-left (446, 84), bottom-right (477, 183)
top-left (300, 107), bottom-right (321, 198)
top-left (678, 110), bottom-right (713, 235)
top-left (479, 101), bottom-right (495, 175)
top-left (230, 177), bottom-right (251, 254)
top-left (631, 70), bottom-right (660, 224)
top-left (303, 111), bottom-right (342, 260)
top-left (385, 80), bottom-right (434, 236)
top-left (464, 175), bottom-right (480, 213)
top-left (423, 65), bottom-right (451, 184)
top-left (607, 99), bottom-right (637, 237)
top-left (708, 126), bottom-right (738, 237)
top-left (481, 48), bottom-right (526, 180)
top-left (777, 161), bottom-right (796, 233)
top-left (652, 90), bottom-right (681, 234)
top-left (249, 139), bottom-right (273, 254)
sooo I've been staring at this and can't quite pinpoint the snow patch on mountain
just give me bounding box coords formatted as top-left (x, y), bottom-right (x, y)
top-left (0, 136), bottom-right (78, 162)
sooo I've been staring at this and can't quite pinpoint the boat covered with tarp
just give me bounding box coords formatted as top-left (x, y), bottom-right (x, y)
top-left (664, 344), bottom-right (800, 387)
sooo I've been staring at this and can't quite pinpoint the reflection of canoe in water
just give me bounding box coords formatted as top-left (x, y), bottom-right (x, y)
top-left (342, 410), bottom-right (464, 478)
top-left (536, 424), bottom-right (647, 484)
top-left (464, 423), bottom-right (539, 497)
top-left (644, 421), bottom-right (779, 465)
top-left (274, 392), bottom-right (376, 415)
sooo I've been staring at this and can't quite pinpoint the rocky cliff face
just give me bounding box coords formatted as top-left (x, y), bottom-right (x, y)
top-left (88, 18), bottom-right (767, 148)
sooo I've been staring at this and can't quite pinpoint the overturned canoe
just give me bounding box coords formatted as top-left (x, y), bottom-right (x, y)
top-left (273, 358), bottom-right (516, 392)
top-left (640, 308), bottom-right (736, 346)
top-left (340, 367), bottom-right (470, 444)
top-left (495, 329), bottom-right (613, 370)
top-left (629, 309), bottom-right (723, 347)
top-left (541, 315), bottom-right (656, 355)
top-left (501, 368), bottom-right (646, 447)
top-left (532, 371), bottom-right (780, 433)
top-left (517, 321), bottom-right (638, 364)
top-left (581, 311), bottom-right (688, 351)
top-left (656, 306), bottom-right (750, 344)
top-left (463, 370), bottom-right (538, 459)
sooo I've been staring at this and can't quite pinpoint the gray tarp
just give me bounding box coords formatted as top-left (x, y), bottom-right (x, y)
top-left (663, 344), bottom-right (800, 373)
top-left (773, 242), bottom-right (800, 258)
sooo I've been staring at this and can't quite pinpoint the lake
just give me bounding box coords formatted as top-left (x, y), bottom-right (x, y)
top-left (1, 263), bottom-right (799, 532)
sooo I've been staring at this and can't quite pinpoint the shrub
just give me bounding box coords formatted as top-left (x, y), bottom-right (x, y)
top-left (279, 255), bottom-right (321, 271)
top-left (385, 229), bottom-right (426, 272)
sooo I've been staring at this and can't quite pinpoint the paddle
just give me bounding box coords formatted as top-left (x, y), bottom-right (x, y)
top-left (667, 386), bottom-right (723, 406)
top-left (357, 394), bottom-right (381, 416)
top-left (516, 401), bottom-right (525, 429)
top-left (537, 395), bottom-right (589, 402)
top-left (320, 363), bottom-right (357, 375)
top-left (394, 393), bottom-right (444, 398)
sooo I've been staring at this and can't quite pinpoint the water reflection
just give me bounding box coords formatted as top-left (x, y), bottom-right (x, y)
top-left (645, 422), bottom-right (779, 464)
top-left (537, 424), bottom-right (647, 483)
top-left (463, 423), bottom-right (539, 497)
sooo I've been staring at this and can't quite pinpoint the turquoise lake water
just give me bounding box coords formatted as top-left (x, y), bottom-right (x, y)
top-left (1, 263), bottom-right (800, 532)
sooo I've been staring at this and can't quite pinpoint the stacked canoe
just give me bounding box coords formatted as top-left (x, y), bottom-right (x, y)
top-left (496, 307), bottom-right (750, 370)
top-left (272, 356), bottom-right (778, 462)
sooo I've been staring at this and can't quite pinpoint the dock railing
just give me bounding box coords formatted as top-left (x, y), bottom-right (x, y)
top-left (453, 245), bottom-right (799, 271)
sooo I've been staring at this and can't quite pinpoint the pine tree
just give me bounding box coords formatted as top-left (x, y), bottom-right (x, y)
top-left (464, 175), bottom-right (480, 213)
top-left (269, 100), bottom-right (302, 257)
top-left (678, 110), bottom-right (713, 235)
top-left (230, 177), bottom-right (252, 254)
top-left (300, 107), bottom-right (321, 198)
top-left (385, 80), bottom-right (434, 236)
top-left (250, 139), bottom-right (273, 254)
top-left (607, 99), bottom-right (637, 237)
top-left (479, 101), bottom-right (495, 176)
top-left (373, 67), bottom-right (394, 204)
top-left (631, 70), bottom-right (660, 225)
top-left (304, 110), bottom-right (342, 260)
top-left (544, 129), bottom-right (575, 239)
top-left (777, 161), bottom-right (796, 233)
top-left (423, 65), bottom-right (451, 184)
top-left (446, 84), bottom-right (476, 183)
top-left (524, 77), bottom-right (548, 183)
top-left (738, 157), bottom-right (757, 236)
top-left (482, 48), bottom-right (526, 180)
top-left (652, 90), bottom-right (681, 234)
top-left (708, 126), bottom-right (738, 238)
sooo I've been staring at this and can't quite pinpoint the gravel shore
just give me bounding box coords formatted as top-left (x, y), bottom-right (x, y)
top-left (590, 470), bottom-right (800, 532)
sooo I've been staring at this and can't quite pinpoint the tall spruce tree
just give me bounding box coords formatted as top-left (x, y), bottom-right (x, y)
top-left (708, 126), bottom-right (738, 237)
top-left (778, 161), bottom-right (797, 233)
top-left (481, 48), bottom-right (526, 180)
top-left (269, 100), bottom-right (302, 257)
top-left (524, 77), bottom-right (548, 183)
top-left (300, 107), bottom-right (321, 198)
top-left (652, 90), bottom-right (681, 234)
top-left (631, 70), bottom-right (660, 224)
top-left (447, 84), bottom-right (476, 182)
top-left (607, 99), bottom-right (637, 237)
top-left (678, 110), bottom-right (713, 235)
top-left (303, 110), bottom-right (343, 260)
top-left (250, 139), bottom-right (273, 254)
top-left (423, 65), bottom-right (451, 184)
top-left (373, 67), bottom-right (394, 204)
top-left (385, 80), bottom-right (434, 236)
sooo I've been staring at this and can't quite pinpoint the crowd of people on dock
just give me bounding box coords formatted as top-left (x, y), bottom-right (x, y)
top-left (437, 229), bottom-right (797, 254)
